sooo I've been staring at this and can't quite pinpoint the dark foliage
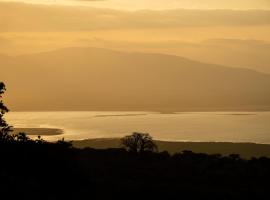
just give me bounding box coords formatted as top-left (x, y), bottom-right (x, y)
top-left (1, 139), bottom-right (270, 200)
top-left (121, 132), bottom-right (157, 153)
top-left (0, 82), bottom-right (13, 140)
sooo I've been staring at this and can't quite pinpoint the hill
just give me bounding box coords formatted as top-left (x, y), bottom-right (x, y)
top-left (1, 47), bottom-right (270, 111)
top-left (73, 138), bottom-right (270, 159)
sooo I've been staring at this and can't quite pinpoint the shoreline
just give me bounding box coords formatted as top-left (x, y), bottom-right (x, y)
top-left (14, 127), bottom-right (270, 145)
top-left (13, 128), bottom-right (270, 158)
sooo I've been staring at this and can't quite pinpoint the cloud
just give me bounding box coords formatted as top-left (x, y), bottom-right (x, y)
top-left (0, 2), bottom-right (270, 32)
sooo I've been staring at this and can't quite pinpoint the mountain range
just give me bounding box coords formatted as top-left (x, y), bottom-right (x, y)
top-left (1, 47), bottom-right (270, 111)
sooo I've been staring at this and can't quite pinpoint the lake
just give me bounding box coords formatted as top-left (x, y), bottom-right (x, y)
top-left (5, 111), bottom-right (270, 143)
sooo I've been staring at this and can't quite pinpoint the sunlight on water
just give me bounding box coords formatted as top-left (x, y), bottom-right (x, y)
top-left (5, 111), bottom-right (270, 143)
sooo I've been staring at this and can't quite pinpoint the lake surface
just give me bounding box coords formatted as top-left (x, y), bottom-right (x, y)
top-left (5, 111), bottom-right (270, 143)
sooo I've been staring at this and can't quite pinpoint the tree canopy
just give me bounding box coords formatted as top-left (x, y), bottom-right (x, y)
top-left (121, 132), bottom-right (157, 153)
top-left (0, 82), bottom-right (13, 140)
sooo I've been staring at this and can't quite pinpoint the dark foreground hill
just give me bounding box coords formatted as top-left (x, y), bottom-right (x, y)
top-left (1, 47), bottom-right (270, 111)
top-left (1, 140), bottom-right (270, 200)
top-left (73, 138), bottom-right (270, 159)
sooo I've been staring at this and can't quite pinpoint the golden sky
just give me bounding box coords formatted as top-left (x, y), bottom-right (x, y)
top-left (1, 0), bottom-right (270, 111)
top-left (1, 0), bottom-right (270, 10)
top-left (0, 1), bottom-right (270, 73)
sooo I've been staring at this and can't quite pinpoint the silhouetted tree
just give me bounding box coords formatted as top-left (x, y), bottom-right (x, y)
top-left (56, 138), bottom-right (73, 148)
top-left (0, 82), bottom-right (13, 141)
top-left (35, 135), bottom-right (45, 144)
top-left (15, 132), bottom-right (30, 142)
top-left (121, 132), bottom-right (157, 153)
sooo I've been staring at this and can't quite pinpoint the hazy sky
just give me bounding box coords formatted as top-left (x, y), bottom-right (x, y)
top-left (1, 0), bottom-right (270, 10)
top-left (0, 1), bottom-right (270, 73)
top-left (1, 0), bottom-right (270, 112)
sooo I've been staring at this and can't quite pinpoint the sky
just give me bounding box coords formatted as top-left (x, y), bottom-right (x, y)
top-left (0, 0), bottom-right (270, 73)
top-left (1, 0), bottom-right (270, 10)
top-left (1, 0), bottom-right (270, 112)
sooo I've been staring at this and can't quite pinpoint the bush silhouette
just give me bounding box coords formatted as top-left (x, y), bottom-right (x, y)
top-left (56, 137), bottom-right (73, 148)
top-left (15, 132), bottom-right (30, 142)
top-left (121, 132), bottom-right (157, 153)
top-left (0, 82), bottom-right (13, 141)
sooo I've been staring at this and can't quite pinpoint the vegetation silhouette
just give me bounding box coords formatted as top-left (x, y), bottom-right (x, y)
top-left (0, 82), bottom-right (13, 140)
top-left (121, 132), bottom-right (157, 153)
top-left (1, 82), bottom-right (270, 199)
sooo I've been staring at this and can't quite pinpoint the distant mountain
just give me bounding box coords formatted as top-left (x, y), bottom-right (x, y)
top-left (1, 47), bottom-right (270, 111)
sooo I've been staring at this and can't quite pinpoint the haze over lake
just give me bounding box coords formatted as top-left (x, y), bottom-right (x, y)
top-left (6, 111), bottom-right (270, 143)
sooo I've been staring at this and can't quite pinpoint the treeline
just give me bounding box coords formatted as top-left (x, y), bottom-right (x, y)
top-left (1, 137), bottom-right (270, 199)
